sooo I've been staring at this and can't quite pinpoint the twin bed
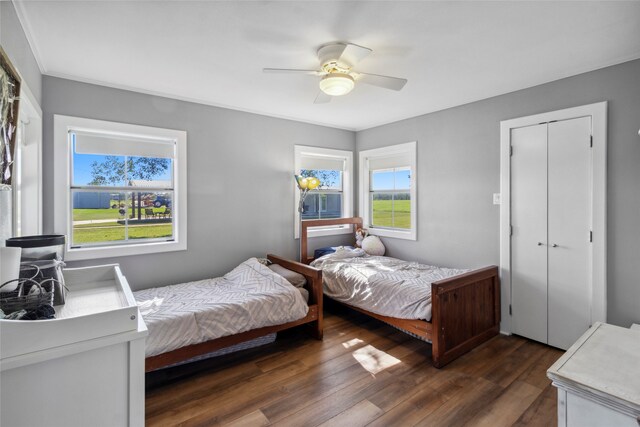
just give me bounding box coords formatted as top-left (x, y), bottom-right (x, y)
top-left (139, 255), bottom-right (323, 372)
top-left (138, 217), bottom-right (500, 371)
top-left (301, 217), bottom-right (500, 368)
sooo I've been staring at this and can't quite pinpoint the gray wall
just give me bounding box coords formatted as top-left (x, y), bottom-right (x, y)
top-left (39, 58), bottom-right (640, 325)
top-left (0, 2), bottom-right (42, 104)
top-left (42, 76), bottom-right (355, 290)
top-left (356, 59), bottom-right (640, 328)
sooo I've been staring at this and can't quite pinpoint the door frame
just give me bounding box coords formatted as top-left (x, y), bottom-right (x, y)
top-left (13, 81), bottom-right (43, 236)
top-left (499, 102), bottom-right (607, 335)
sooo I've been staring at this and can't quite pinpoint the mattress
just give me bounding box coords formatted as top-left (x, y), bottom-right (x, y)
top-left (311, 250), bottom-right (467, 321)
top-left (135, 258), bottom-right (309, 357)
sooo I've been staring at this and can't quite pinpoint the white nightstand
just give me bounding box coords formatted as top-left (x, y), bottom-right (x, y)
top-left (547, 322), bottom-right (640, 427)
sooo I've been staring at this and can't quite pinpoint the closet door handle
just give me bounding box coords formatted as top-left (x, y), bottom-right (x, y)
top-left (551, 244), bottom-right (559, 248)
top-left (537, 242), bottom-right (545, 246)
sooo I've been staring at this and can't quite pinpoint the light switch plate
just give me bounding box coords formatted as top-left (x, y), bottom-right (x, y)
top-left (493, 193), bottom-right (501, 205)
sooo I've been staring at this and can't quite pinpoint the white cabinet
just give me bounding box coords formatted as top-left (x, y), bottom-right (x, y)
top-left (510, 115), bottom-right (597, 350)
top-left (547, 323), bottom-right (640, 427)
top-left (0, 264), bottom-right (147, 427)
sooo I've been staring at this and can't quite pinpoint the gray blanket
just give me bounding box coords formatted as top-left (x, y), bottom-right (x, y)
top-left (311, 251), bottom-right (467, 321)
top-left (136, 258), bottom-right (308, 357)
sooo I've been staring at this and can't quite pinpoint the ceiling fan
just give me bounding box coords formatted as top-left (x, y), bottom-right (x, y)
top-left (263, 42), bottom-right (408, 104)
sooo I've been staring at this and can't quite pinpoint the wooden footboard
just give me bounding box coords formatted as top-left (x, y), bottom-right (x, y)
top-left (430, 265), bottom-right (500, 368)
top-left (267, 254), bottom-right (323, 340)
top-left (327, 265), bottom-right (500, 368)
top-left (145, 255), bottom-right (323, 372)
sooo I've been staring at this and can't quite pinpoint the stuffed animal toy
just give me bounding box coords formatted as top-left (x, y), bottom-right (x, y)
top-left (361, 235), bottom-right (385, 256)
top-left (355, 228), bottom-right (369, 248)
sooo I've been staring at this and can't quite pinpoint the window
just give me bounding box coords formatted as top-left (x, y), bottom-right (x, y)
top-left (294, 145), bottom-right (353, 238)
top-left (359, 141), bottom-right (417, 240)
top-left (371, 167), bottom-right (412, 229)
top-left (300, 170), bottom-right (342, 221)
top-left (54, 115), bottom-right (187, 260)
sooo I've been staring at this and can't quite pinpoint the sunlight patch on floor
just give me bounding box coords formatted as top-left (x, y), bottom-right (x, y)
top-left (342, 338), bottom-right (364, 349)
top-left (352, 344), bottom-right (401, 374)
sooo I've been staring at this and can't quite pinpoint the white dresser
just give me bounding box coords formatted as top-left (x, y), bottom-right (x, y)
top-left (547, 322), bottom-right (640, 427)
top-left (0, 264), bottom-right (147, 427)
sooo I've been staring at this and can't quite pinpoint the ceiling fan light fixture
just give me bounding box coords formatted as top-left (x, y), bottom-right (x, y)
top-left (319, 73), bottom-right (355, 96)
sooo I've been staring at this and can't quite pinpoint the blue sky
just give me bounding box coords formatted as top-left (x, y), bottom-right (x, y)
top-left (75, 157), bottom-right (409, 189)
top-left (73, 152), bottom-right (172, 186)
top-left (73, 153), bottom-right (109, 185)
top-left (302, 168), bottom-right (411, 191)
top-left (372, 168), bottom-right (411, 191)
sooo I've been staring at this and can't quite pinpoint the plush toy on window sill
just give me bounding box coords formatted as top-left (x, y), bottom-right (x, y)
top-left (355, 228), bottom-right (369, 248)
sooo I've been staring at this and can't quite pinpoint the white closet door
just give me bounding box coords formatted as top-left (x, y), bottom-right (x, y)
top-left (547, 117), bottom-right (592, 349)
top-left (511, 124), bottom-right (548, 344)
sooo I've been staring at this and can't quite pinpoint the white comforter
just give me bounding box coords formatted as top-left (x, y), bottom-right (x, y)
top-left (135, 258), bottom-right (309, 357)
top-left (311, 249), bottom-right (467, 321)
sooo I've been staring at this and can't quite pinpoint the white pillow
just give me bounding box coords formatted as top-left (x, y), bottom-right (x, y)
top-left (361, 236), bottom-right (385, 256)
top-left (268, 264), bottom-right (307, 288)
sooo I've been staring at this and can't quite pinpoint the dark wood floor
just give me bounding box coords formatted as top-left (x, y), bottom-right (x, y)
top-left (146, 308), bottom-right (563, 427)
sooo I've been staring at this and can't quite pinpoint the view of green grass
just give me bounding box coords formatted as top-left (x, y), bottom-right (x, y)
top-left (73, 208), bottom-right (122, 221)
top-left (73, 207), bottom-right (168, 221)
top-left (372, 199), bottom-right (411, 229)
top-left (72, 202), bottom-right (172, 244)
top-left (72, 224), bottom-right (173, 244)
top-left (74, 222), bottom-right (120, 228)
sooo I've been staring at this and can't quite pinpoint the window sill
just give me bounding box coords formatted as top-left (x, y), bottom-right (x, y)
top-left (367, 227), bottom-right (416, 241)
top-left (65, 240), bottom-right (187, 261)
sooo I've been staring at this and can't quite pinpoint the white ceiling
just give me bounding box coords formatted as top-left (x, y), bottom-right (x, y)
top-left (15, 1), bottom-right (640, 131)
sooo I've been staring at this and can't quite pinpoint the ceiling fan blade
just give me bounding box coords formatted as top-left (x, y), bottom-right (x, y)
top-left (313, 91), bottom-right (332, 104)
top-left (263, 68), bottom-right (322, 75)
top-left (338, 43), bottom-right (372, 68)
top-left (357, 72), bottom-right (407, 91)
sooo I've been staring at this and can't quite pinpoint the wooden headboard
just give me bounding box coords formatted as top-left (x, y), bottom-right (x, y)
top-left (300, 217), bottom-right (363, 264)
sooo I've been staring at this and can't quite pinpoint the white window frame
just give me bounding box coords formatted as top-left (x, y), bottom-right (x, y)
top-left (13, 81), bottom-right (43, 237)
top-left (359, 141), bottom-right (417, 240)
top-left (54, 115), bottom-right (187, 261)
top-left (294, 145), bottom-right (353, 238)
